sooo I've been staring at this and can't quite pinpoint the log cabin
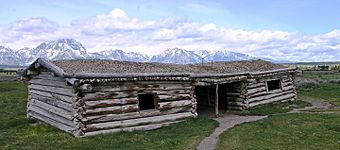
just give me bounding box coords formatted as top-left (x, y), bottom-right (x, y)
top-left (21, 58), bottom-right (298, 137)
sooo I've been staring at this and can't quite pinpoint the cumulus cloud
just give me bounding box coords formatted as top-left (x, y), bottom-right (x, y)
top-left (0, 8), bottom-right (339, 62)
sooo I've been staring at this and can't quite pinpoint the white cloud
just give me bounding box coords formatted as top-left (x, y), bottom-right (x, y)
top-left (0, 8), bottom-right (339, 62)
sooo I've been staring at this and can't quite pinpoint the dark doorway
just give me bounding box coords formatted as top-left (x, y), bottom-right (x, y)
top-left (194, 84), bottom-right (228, 117)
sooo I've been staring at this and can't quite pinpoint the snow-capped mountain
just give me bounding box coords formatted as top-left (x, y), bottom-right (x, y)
top-left (89, 49), bottom-right (149, 62)
top-left (31, 39), bottom-right (88, 61)
top-left (0, 38), bottom-right (286, 66)
top-left (0, 46), bottom-right (22, 65)
top-left (211, 51), bottom-right (256, 62)
top-left (150, 48), bottom-right (202, 64)
top-left (150, 48), bottom-right (257, 64)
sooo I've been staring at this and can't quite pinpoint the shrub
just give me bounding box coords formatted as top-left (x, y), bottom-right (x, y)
top-left (295, 77), bottom-right (320, 89)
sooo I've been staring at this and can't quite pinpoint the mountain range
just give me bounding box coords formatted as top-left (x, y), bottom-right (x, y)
top-left (0, 38), bottom-right (286, 66)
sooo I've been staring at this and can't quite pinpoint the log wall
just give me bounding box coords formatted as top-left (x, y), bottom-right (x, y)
top-left (244, 74), bottom-right (297, 108)
top-left (26, 70), bottom-right (79, 135)
top-left (78, 81), bottom-right (197, 136)
top-left (225, 82), bottom-right (247, 110)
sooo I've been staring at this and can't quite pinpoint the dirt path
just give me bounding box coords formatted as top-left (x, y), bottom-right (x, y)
top-left (289, 100), bottom-right (332, 113)
top-left (196, 114), bottom-right (267, 150)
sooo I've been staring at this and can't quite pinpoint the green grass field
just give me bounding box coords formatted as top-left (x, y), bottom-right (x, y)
top-left (302, 71), bottom-right (340, 80)
top-left (0, 81), bottom-right (218, 150)
top-left (218, 113), bottom-right (340, 150)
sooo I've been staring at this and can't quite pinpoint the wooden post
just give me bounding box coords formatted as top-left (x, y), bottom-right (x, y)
top-left (215, 84), bottom-right (219, 117)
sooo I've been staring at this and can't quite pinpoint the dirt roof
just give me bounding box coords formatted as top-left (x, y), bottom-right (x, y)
top-left (51, 59), bottom-right (287, 75)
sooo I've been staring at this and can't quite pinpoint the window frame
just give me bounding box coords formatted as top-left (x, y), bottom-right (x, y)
top-left (265, 79), bottom-right (282, 92)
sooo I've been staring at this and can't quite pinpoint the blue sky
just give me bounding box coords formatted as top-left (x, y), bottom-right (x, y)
top-left (0, 0), bottom-right (339, 61)
top-left (1, 0), bottom-right (339, 34)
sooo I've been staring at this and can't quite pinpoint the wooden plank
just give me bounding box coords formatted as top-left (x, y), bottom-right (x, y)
top-left (247, 87), bottom-right (266, 95)
top-left (282, 78), bottom-right (291, 83)
top-left (247, 82), bottom-right (266, 89)
top-left (281, 81), bottom-right (293, 87)
top-left (29, 79), bottom-right (72, 89)
top-left (28, 111), bottom-right (74, 134)
top-left (32, 73), bottom-right (65, 82)
top-left (28, 104), bottom-right (75, 127)
top-left (83, 92), bottom-right (136, 100)
top-left (249, 94), bottom-right (295, 107)
top-left (158, 94), bottom-right (192, 102)
top-left (83, 91), bottom-right (192, 101)
top-left (248, 91), bottom-right (295, 103)
top-left (84, 106), bottom-right (192, 124)
top-left (83, 121), bottom-right (180, 136)
top-left (30, 99), bottom-right (73, 120)
top-left (84, 112), bottom-right (194, 132)
top-left (282, 85), bottom-right (294, 91)
top-left (158, 100), bottom-right (193, 110)
top-left (90, 83), bottom-right (192, 92)
top-left (29, 89), bottom-right (74, 103)
top-left (29, 84), bottom-right (75, 97)
top-left (30, 93), bottom-right (73, 111)
top-left (247, 91), bottom-right (267, 99)
top-left (84, 104), bottom-right (139, 116)
top-left (84, 98), bottom-right (138, 108)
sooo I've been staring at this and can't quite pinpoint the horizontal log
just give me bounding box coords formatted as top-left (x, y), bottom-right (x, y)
top-left (30, 93), bottom-right (73, 111)
top-left (282, 85), bottom-right (294, 91)
top-left (84, 106), bottom-right (193, 124)
top-left (158, 100), bottom-right (193, 110)
top-left (282, 78), bottom-right (291, 83)
top-left (247, 91), bottom-right (267, 99)
top-left (158, 94), bottom-right (192, 102)
top-left (29, 84), bottom-right (75, 97)
top-left (32, 73), bottom-right (65, 82)
top-left (29, 99), bottom-right (73, 120)
top-left (29, 89), bottom-right (74, 103)
top-left (28, 111), bottom-right (74, 134)
top-left (281, 81), bottom-right (293, 87)
top-left (247, 82), bottom-right (266, 89)
top-left (246, 79), bottom-right (257, 83)
top-left (28, 104), bottom-right (75, 127)
top-left (84, 112), bottom-right (194, 132)
top-left (247, 87), bottom-right (266, 95)
top-left (90, 83), bottom-right (192, 92)
top-left (84, 104), bottom-right (138, 116)
top-left (83, 121), bottom-right (180, 137)
top-left (248, 92), bottom-right (295, 104)
top-left (29, 79), bottom-right (72, 89)
top-left (84, 98), bottom-right (138, 108)
top-left (249, 94), bottom-right (295, 107)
